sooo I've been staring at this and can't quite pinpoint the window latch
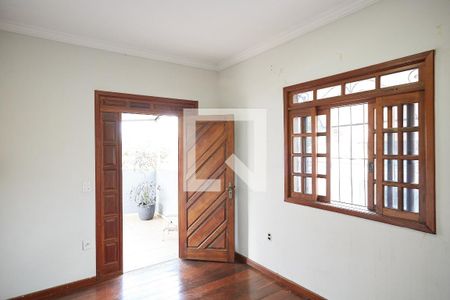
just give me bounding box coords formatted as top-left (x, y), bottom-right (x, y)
top-left (368, 161), bottom-right (375, 173)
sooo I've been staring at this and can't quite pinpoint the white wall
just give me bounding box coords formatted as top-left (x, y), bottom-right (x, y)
top-left (0, 31), bottom-right (218, 299)
top-left (218, 0), bottom-right (450, 299)
top-left (1, 1), bottom-right (450, 299)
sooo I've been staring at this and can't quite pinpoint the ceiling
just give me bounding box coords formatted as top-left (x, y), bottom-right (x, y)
top-left (0, 0), bottom-right (377, 70)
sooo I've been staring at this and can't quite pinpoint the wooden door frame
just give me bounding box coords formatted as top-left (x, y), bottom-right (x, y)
top-left (95, 90), bottom-right (198, 279)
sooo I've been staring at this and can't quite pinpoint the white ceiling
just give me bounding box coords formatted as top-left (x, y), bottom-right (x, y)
top-left (0, 0), bottom-right (377, 70)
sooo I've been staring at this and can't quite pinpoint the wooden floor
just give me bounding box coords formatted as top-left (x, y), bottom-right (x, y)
top-left (59, 259), bottom-right (304, 300)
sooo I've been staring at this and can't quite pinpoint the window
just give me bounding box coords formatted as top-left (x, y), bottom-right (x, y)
top-left (284, 51), bottom-right (435, 233)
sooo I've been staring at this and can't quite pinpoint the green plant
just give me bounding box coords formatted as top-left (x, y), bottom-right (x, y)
top-left (129, 181), bottom-right (158, 207)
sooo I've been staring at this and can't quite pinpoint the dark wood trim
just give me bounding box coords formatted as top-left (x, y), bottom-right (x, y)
top-left (235, 253), bottom-right (326, 300)
top-left (422, 52), bottom-right (436, 233)
top-left (283, 51), bottom-right (436, 234)
top-left (11, 277), bottom-right (97, 300)
top-left (95, 90), bottom-right (198, 279)
top-left (285, 197), bottom-right (433, 233)
top-left (284, 51), bottom-right (431, 93)
top-left (287, 82), bottom-right (424, 111)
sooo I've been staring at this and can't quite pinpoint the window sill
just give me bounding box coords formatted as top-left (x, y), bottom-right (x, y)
top-left (285, 197), bottom-right (435, 234)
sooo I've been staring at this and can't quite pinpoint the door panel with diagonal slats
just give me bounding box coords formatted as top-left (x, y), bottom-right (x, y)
top-left (180, 119), bottom-right (234, 262)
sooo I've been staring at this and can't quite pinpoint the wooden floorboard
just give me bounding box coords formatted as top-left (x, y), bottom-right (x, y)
top-left (57, 259), bottom-right (305, 300)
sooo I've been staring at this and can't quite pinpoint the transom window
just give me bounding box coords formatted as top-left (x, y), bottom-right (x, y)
top-left (284, 51), bottom-right (435, 233)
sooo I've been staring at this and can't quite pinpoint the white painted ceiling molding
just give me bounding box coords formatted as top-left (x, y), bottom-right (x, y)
top-left (217, 0), bottom-right (378, 70)
top-left (0, 20), bottom-right (218, 71)
top-left (0, 0), bottom-right (378, 71)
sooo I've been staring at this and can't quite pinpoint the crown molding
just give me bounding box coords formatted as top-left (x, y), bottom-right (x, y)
top-left (0, 20), bottom-right (218, 71)
top-left (217, 0), bottom-right (379, 70)
top-left (0, 0), bottom-right (378, 72)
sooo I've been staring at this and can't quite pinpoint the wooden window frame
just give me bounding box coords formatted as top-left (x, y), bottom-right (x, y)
top-left (283, 51), bottom-right (435, 233)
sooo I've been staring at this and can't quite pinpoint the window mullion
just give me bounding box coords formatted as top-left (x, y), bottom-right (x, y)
top-left (398, 105), bottom-right (404, 211)
top-left (375, 97), bottom-right (384, 215)
top-left (325, 109), bottom-right (331, 203)
top-left (311, 107), bottom-right (318, 201)
top-left (367, 103), bottom-right (376, 211)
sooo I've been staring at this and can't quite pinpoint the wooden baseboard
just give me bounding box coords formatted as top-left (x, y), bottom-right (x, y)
top-left (11, 255), bottom-right (324, 299)
top-left (10, 276), bottom-right (97, 300)
top-left (235, 253), bottom-right (326, 300)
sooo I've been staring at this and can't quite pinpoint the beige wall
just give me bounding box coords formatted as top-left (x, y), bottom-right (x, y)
top-left (0, 31), bottom-right (218, 299)
top-left (218, 0), bottom-right (450, 299)
top-left (1, 0), bottom-right (450, 299)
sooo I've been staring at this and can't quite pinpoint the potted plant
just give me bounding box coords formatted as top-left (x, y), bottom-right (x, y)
top-left (129, 181), bottom-right (158, 220)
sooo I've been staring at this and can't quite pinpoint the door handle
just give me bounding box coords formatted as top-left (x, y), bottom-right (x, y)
top-left (227, 183), bottom-right (235, 199)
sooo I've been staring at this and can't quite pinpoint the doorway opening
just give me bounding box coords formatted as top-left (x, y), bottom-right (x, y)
top-left (96, 91), bottom-right (234, 279)
top-left (121, 113), bottom-right (179, 272)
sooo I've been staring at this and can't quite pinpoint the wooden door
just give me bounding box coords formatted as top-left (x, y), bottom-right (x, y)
top-left (179, 118), bottom-right (235, 262)
top-left (96, 111), bottom-right (123, 278)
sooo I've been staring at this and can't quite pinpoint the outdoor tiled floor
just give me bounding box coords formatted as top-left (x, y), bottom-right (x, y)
top-left (123, 213), bottom-right (178, 272)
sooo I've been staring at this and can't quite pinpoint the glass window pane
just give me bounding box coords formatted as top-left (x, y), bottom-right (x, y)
top-left (331, 127), bottom-right (339, 157)
top-left (339, 127), bottom-right (351, 158)
top-left (351, 104), bottom-right (365, 124)
top-left (317, 115), bottom-right (327, 133)
top-left (293, 117), bottom-right (301, 134)
top-left (403, 160), bottom-right (419, 184)
top-left (331, 158), bottom-right (340, 201)
top-left (374, 133), bottom-right (376, 155)
top-left (305, 157), bottom-right (312, 174)
top-left (317, 85), bottom-right (341, 99)
top-left (317, 136), bottom-right (326, 154)
top-left (403, 131), bottom-right (419, 155)
top-left (293, 137), bottom-right (302, 153)
top-left (304, 116), bottom-right (312, 133)
top-left (374, 183), bottom-right (377, 206)
top-left (392, 106), bottom-right (398, 128)
top-left (331, 108), bottom-right (339, 127)
top-left (384, 159), bottom-right (398, 182)
top-left (330, 103), bottom-right (368, 206)
top-left (293, 157), bottom-right (302, 173)
top-left (380, 68), bottom-right (419, 88)
top-left (304, 177), bottom-right (312, 194)
top-left (317, 178), bottom-right (326, 196)
top-left (403, 103), bottom-right (419, 127)
top-left (317, 157), bottom-right (326, 175)
top-left (338, 106), bottom-right (351, 126)
top-left (403, 188), bottom-right (419, 213)
top-left (293, 91), bottom-right (313, 103)
top-left (364, 124), bottom-right (368, 158)
top-left (294, 176), bottom-right (302, 193)
top-left (339, 159), bottom-right (352, 203)
top-left (352, 125), bottom-right (366, 159)
top-left (345, 77), bottom-right (376, 94)
top-left (383, 133), bottom-right (398, 155)
top-left (384, 186), bottom-right (398, 209)
top-left (373, 108), bottom-right (377, 130)
top-left (373, 158), bottom-right (377, 180)
top-left (305, 137), bottom-right (312, 154)
top-left (352, 159), bottom-right (367, 206)
top-left (383, 107), bottom-right (388, 129)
